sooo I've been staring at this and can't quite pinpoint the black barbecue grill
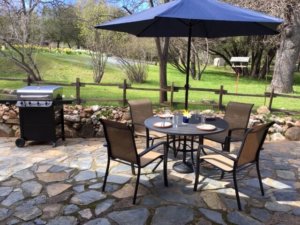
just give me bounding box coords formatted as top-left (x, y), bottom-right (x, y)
top-left (0, 85), bottom-right (73, 147)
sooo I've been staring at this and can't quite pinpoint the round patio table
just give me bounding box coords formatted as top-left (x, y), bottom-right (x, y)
top-left (144, 115), bottom-right (228, 173)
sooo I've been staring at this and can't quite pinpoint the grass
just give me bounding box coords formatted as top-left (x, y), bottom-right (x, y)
top-left (0, 52), bottom-right (300, 112)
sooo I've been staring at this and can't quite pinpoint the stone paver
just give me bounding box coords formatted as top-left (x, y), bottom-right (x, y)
top-left (0, 138), bottom-right (299, 224)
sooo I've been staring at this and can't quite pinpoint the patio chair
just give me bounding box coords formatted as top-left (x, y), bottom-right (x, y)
top-left (128, 99), bottom-right (166, 148)
top-left (204, 102), bottom-right (253, 152)
top-left (194, 121), bottom-right (274, 210)
top-left (100, 119), bottom-right (168, 204)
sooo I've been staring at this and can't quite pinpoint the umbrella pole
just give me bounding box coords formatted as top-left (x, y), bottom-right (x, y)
top-left (185, 25), bottom-right (192, 110)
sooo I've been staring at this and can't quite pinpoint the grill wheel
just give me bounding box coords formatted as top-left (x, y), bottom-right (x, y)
top-left (15, 138), bottom-right (25, 147)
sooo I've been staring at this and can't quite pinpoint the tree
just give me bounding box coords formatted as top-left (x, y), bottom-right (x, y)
top-left (225, 0), bottom-right (300, 92)
top-left (77, 0), bottom-right (122, 83)
top-left (42, 5), bottom-right (81, 48)
top-left (271, 1), bottom-right (300, 93)
top-left (0, 0), bottom-right (62, 81)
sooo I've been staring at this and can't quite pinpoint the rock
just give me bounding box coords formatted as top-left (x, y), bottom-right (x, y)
top-left (13, 169), bottom-right (35, 181)
top-left (285, 127), bottom-right (300, 141)
top-left (95, 199), bottom-right (115, 216)
top-left (37, 172), bottom-right (69, 182)
top-left (0, 124), bottom-right (13, 137)
top-left (256, 106), bottom-right (270, 115)
top-left (79, 123), bottom-right (95, 138)
top-left (73, 185), bottom-right (85, 193)
top-left (41, 204), bottom-right (62, 219)
top-left (273, 123), bottom-right (284, 133)
top-left (108, 208), bottom-right (149, 225)
top-left (47, 216), bottom-right (78, 225)
top-left (46, 183), bottom-right (72, 197)
top-left (21, 181), bottom-right (43, 197)
top-left (0, 187), bottom-right (13, 197)
top-left (79, 209), bottom-right (93, 220)
top-left (2, 190), bottom-right (24, 206)
top-left (14, 205), bottom-right (42, 221)
top-left (151, 206), bottom-right (193, 225)
top-left (200, 192), bottom-right (226, 210)
top-left (70, 190), bottom-right (106, 205)
top-left (276, 170), bottom-right (296, 180)
top-left (92, 105), bottom-right (100, 112)
top-left (270, 133), bottom-right (285, 141)
top-left (199, 208), bottom-right (226, 225)
top-left (84, 218), bottom-right (111, 225)
top-left (265, 201), bottom-right (292, 212)
top-left (74, 170), bottom-right (96, 182)
top-left (250, 208), bottom-right (271, 222)
top-left (63, 204), bottom-right (80, 215)
top-left (64, 115), bottom-right (80, 122)
top-left (295, 120), bottom-right (300, 127)
top-left (0, 208), bottom-right (12, 221)
top-left (227, 211), bottom-right (262, 225)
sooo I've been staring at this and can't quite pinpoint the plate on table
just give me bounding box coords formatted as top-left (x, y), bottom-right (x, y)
top-left (158, 114), bottom-right (173, 118)
top-left (153, 122), bottom-right (172, 128)
top-left (197, 124), bottom-right (216, 131)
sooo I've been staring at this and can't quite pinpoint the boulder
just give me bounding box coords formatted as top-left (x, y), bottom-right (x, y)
top-left (295, 121), bottom-right (300, 127)
top-left (79, 123), bottom-right (95, 138)
top-left (270, 133), bottom-right (285, 142)
top-left (285, 127), bottom-right (300, 141)
top-left (257, 106), bottom-right (270, 115)
top-left (0, 124), bottom-right (13, 137)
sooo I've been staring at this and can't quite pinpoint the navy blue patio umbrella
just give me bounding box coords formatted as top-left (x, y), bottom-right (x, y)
top-left (96, 0), bottom-right (283, 109)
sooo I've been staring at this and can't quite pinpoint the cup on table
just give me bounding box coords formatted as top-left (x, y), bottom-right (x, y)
top-left (200, 115), bottom-right (206, 124)
top-left (164, 108), bottom-right (172, 122)
top-left (173, 114), bottom-right (180, 127)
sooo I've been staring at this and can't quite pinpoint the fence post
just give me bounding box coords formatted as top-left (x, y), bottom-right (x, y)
top-left (218, 85), bottom-right (224, 110)
top-left (75, 78), bottom-right (81, 104)
top-left (268, 88), bottom-right (274, 111)
top-left (122, 79), bottom-right (127, 106)
top-left (170, 82), bottom-right (174, 109)
top-left (27, 76), bottom-right (31, 86)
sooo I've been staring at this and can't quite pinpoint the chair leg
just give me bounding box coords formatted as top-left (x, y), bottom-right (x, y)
top-left (131, 163), bottom-right (136, 175)
top-left (102, 157), bottom-right (110, 192)
top-left (191, 136), bottom-right (194, 164)
top-left (233, 170), bottom-right (242, 210)
top-left (163, 145), bottom-right (168, 187)
top-left (193, 149), bottom-right (201, 191)
top-left (256, 161), bottom-right (264, 196)
top-left (220, 171), bottom-right (225, 180)
top-left (133, 167), bottom-right (141, 204)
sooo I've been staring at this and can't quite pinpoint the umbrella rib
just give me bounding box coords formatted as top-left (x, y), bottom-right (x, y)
top-left (136, 18), bottom-right (161, 37)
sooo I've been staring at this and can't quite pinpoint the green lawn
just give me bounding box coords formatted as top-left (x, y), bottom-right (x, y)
top-left (0, 52), bottom-right (300, 111)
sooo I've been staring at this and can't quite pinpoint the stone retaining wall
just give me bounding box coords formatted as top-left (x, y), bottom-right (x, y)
top-left (0, 104), bottom-right (300, 141)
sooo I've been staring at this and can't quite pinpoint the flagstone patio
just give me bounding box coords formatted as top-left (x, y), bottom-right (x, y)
top-left (0, 137), bottom-right (299, 225)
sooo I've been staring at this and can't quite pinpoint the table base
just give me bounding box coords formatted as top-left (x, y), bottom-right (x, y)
top-left (173, 161), bottom-right (194, 173)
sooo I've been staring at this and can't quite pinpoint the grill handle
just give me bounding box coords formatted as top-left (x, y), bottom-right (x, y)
top-left (20, 94), bottom-right (51, 99)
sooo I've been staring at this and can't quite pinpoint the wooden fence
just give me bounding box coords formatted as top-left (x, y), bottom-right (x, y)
top-left (0, 77), bottom-right (300, 114)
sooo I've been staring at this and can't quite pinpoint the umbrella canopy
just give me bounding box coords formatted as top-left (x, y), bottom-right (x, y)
top-left (95, 0), bottom-right (283, 109)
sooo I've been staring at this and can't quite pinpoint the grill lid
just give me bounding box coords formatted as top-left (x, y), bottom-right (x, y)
top-left (17, 85), bottom-right (63, 100)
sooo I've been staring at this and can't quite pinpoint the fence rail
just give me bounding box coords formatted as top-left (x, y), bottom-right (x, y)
top-left (0, 77), bottom-right (300, 114)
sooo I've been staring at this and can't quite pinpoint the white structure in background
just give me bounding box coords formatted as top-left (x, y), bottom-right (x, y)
top-left (230, 57), bottom-right (250, 93)
top-left (213, 57), bottom-right (225, 66)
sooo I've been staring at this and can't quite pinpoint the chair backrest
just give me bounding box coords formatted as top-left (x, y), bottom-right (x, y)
top-left (224, 102), bottom-right (253, 136)
top-left (128, 99), bottom-right (153, 133)
top-left (236, 122), bottom-right (274, 167)
top-left (100, 119), bottom-right (138, 164)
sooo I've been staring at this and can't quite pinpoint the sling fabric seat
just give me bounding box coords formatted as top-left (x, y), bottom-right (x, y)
top-left (100, 119), bottom-right (168, 204)
top-left (204, 102), bottom-right (253, 152)
top-left (194, 122), bottom-right (274, 210)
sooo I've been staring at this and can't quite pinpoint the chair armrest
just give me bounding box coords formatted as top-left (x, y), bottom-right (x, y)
top-left (138, 141), bottom-right (167, 156)
top-left (227, 127), bottom-right (249, 137)
top-left (198, 144), bottom-right (237, 161)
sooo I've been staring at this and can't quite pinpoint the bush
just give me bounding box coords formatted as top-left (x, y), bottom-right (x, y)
top-left (118, 59), bottom-right (148, 83)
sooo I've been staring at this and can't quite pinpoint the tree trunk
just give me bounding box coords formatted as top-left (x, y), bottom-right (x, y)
top-left (271, 5), bottom-right (300, 93)
top-left (155, 37), bottom-right (170, 104)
